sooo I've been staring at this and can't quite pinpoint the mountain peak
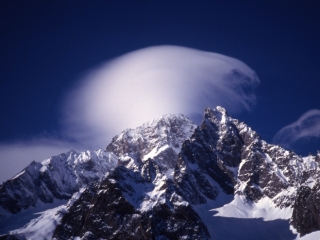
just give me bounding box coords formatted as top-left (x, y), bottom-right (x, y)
top-left (203, 106), bottom-right (229, 125)
top-left (204, 106), bottom-right (228, 115)
top-left (3, 107), bottom-right (320, 239)
top-left (106, 112), bottom-right (197, 172)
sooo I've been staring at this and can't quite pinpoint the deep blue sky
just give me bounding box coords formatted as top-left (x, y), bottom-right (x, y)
top-left (1, 1), bottom-right (320, 156)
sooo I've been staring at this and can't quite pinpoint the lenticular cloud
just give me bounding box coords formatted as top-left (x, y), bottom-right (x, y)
top-left (274, 109), bottom-right (320, 148)
top-left (63, 45), bottom-right (260, 147)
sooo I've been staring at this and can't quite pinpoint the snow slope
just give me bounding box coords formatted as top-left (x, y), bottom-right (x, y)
top-left (0, 149), bottom-right (117, 235)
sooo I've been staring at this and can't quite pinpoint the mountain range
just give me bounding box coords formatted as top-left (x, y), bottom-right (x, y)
top-left (1, 107), bottom-right (320, 239)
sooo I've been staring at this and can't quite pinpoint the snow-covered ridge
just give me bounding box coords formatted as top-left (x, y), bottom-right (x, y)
top-left (0, 113), bottom-right (197, 237)
top-left (106, 113), bottom-right (197, 173)
top-left (0, 149), bottom-right (117, 234)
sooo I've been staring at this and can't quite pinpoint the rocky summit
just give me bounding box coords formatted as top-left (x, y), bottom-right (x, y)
top-left (1, 107), bottom-right (320, 239)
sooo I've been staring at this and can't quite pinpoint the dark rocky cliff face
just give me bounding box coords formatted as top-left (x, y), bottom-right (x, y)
top-left (291, 185), bottom-right (320, 236)
top-left (52, 161), bottom-right (210, 240)
top-left (290, 159), bottom-right (320, 236)
top-left (174, 107), bottom-right (296, 205)
top-left (173, 107), bottom-right (242, 206)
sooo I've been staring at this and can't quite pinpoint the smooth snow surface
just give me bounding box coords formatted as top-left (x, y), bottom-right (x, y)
top-left (0, 199), bottom-right (67, 235)
top-left (192, 193), bottom-right (296, 239)
top-left (298, 231), bottom-right (320, 240)
top-left (214, 195), bottom-right (292, 220)
top-left (9, 205), bottom-right (66, 240)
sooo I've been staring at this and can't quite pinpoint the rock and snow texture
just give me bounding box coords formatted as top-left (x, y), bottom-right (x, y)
top-left (106, 113), bottom-right (197, 172)
top-left (52, 161), bottom-right (210, 240)
top-left (0, 149), bottom-right (117, 235)
top-left (2, 107), bottom-right (320, 239)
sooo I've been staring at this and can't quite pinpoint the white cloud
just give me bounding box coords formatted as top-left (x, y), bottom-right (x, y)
top-left (0, 45), bottom-right (260, 183)
top-left (273, 109), bottom-right (320, 149)
top-left (62, 45), bottom-right (260, 147)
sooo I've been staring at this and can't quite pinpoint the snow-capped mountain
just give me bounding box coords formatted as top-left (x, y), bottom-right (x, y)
top-left (106, 113), bottom-right (197, 173)
top-left (1, 107), bottom-right (320, 239)
top-left (0, 149), bottom-right (118, 235)
top-left (0, 114), bottom-right (196, 238)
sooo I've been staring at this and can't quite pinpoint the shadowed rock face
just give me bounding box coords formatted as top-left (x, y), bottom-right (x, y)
top-left (174, 107), bottom-right (293, 205)
top-left (52, 162), bottom-right (210, 240)
top-left (173, 108), bottom-right (243, 205)
top-left (291, 183), bottom-right (320, 236)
